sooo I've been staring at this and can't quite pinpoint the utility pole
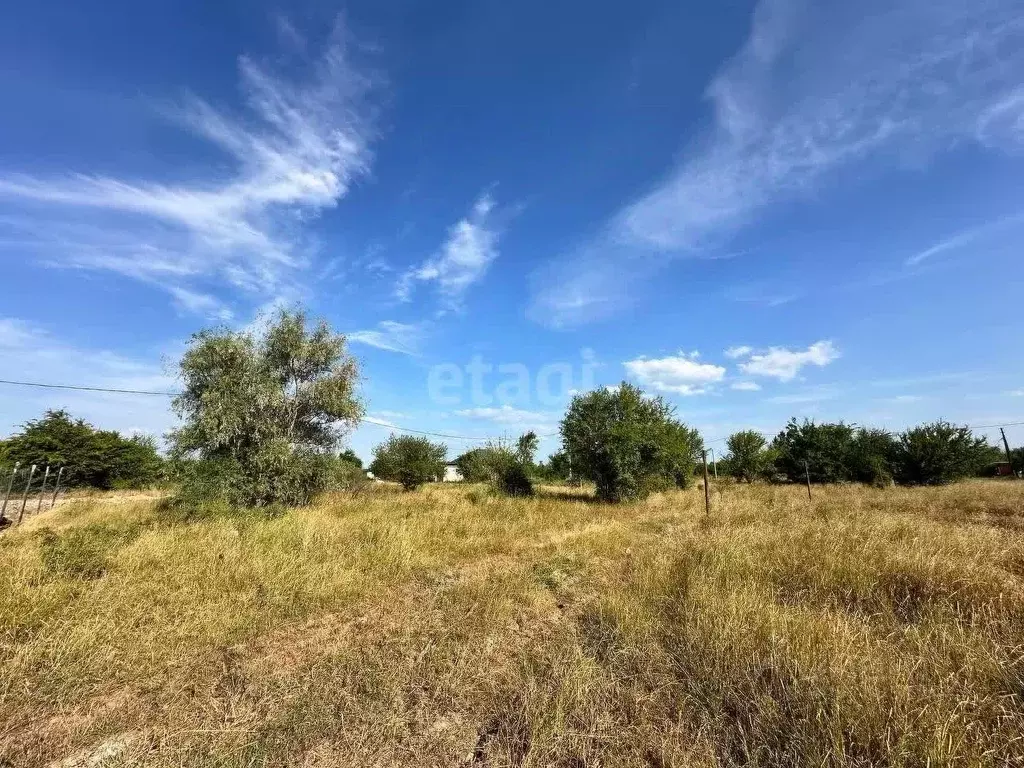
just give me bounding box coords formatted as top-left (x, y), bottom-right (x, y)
top-left (50, 467), bottom-right (64, 508)
top-left (1, 462), bottom-right (20, 522)
top-left (17, 464), bottom-right (36, 525)
top-left (36, 465), bottom-right (50, 513)
top-left (1000, 428), bottom-right (1017, 478)
top-left (804, 460), bottom-right (813, 502)
top-left (702, 450), bottom-right (711, 516)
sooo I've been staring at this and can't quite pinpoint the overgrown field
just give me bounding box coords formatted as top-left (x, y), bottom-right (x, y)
top-left (2, 481), bottom-right (1024, 767)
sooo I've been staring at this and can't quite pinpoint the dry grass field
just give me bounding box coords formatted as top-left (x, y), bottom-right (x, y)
top-left (2, 480), bottom-right (1024, 767)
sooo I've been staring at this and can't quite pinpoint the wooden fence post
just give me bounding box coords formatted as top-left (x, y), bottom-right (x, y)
top-left (804, 460), bottom-right (812, 502)
top-left (36, 465), bottom-right (51, 513)
top-left (702, 450), bottom-right (711, 516)
top-left (1, 462), bottom-right (20, 522)
top-left (50, 467), bottom-right (64, 508)
top-left (17, 464), bottom-right (37, 524)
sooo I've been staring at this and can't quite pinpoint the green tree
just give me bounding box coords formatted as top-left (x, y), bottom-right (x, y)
top-left (534, 450), bottom-right (571, 483)
top-left (169, 309), bottom-right (363, 507)
top-left (1011, 447), bottom-right (1024, 477)
top-left (850, 428), bottom-right (898, 486)
top-left (2, 410), bottom-right (163, 489)
top-left (560, 382), bottom-right (701, 503)
top-left (771, 419), bottom-right (857, 484)
top-left (893, 421), bottom-right (991, 485)
top-left (369, 435), bottom-right (447, 490)
top-left (454, 447), bottom-right (493, 482)
top-left (484, 441), bottom-right (535, 497)
top-left (339, 448), bottom-right (363, 469)
top-left (726, 430), bottom-right (769, 482)
top-left (454, 441), bottom-right (534, 496)
top-left (516, 431), bottom-right (539, 466)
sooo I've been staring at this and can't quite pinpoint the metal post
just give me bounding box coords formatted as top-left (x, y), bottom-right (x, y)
top-left (36, 465), bottom-right (50, 513)
top-left (17, 464), bottom-right (37, 524)
top-left (1, 462), bottom-right (20, 522)
top-left (707, 447), bottom-right (718, 480)
top-left (804, 460), bottom-right (812, 502)
top-left (50, 467), bottom-right (64, 508)
top-left (702, 450), bottom-right (711, 516)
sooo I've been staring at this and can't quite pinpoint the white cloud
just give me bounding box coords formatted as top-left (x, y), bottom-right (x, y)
top-left (529, 0), bottom-right (1024, 326)
top-left (739, 340), bottom-right (840, 381)
top-left (373, 410), bottom-right (408, 420)
top-left (0, 317), bottom-right (177, 439)
top-left (623, 352), bottom-right (726, 395)
top-left (0, 20), bottom-right (375, 313)
top-left (724, 345), bottom-right (753, 359)
top-left (347, 321), bottom-right (425, 355)
top-left (731, 381), bottom-right (761, 391)
top-left (1007, 389), bottom-right (1024, 397)
top-left (362, 414), bottom-right (399, 429)
top-left (398, 194), bottom-right (499, 310)
top-left (455, 405), bottom-right (556, 426)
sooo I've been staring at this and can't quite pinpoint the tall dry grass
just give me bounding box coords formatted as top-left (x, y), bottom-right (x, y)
top-left (1, 480), bottom-right (1023, 766)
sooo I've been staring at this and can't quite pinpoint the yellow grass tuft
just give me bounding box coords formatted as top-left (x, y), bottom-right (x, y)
top-left (1, 481), bottom-right (1023, 766)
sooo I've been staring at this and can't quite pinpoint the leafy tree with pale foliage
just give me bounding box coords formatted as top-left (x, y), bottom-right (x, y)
top-left (726, 430), bottom-right (770, 482)
top-left (369, 435), bottom-right (447, 490)
top-left (169, 309), bottom-right (363, 508)
top-left (561, 382), bottom-right (701, 503)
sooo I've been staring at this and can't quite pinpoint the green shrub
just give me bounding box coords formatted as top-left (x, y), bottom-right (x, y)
top-left (329, 457), bottom-right (368, 492)
top-left (455, 443), bottom-right (535, 497)
top-left (487, 447), bottom-right (535, 497)
top-left (894, 421), bottom-right (992, 485)
top-left (369, 435), bottom-right (447, 491)
top-left (453, 447), bottom-right (494, 483)
top-left (561, 382), bottom-right (701, 503)
top-left (850, 428), bottom-right (899, 486)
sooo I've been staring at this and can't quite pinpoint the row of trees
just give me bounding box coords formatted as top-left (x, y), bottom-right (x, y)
top-left (367, 383), bottom-right (701, 503)
top-left (367, 432), bottom-right (538, 496)
top-left (725, 419), bottom-right (1007, 487)
top-left (0, 410), bottom-right (163, 489)
top-left (7, 311), bottom-right (1012, 508)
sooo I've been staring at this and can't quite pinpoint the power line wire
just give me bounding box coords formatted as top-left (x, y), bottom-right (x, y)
top-left (0, 379), bottom-right (176, 396)
top-left (0, 378), bottom-right (498, 442)
top-left (1, 377), bottom-right (1020, 443)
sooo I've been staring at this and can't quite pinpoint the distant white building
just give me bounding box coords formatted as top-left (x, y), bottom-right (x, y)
top-left (443, 463), bottom-right (463, 482)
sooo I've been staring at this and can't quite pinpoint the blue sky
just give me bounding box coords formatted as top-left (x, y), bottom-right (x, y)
top-left (1, 0), bottom-right (1023, 462)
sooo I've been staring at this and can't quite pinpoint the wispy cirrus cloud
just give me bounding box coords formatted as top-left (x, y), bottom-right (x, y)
top-left (347, 320), bottom-right (426, 355)
top-left (398, 194), bottom-right (500, 311)
top-left (0, 317), bottom-right (177, 438)
top-left (0, 20), bottom-right (376, 316)
top-left (623, 352), bottom-right (726, 395)
top-left (529, 0), bottom-right (1024, 327)
top-left (905, 212), bottom-right (1024, 266)
top-left (455, 405), bottom-right (558, 428)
